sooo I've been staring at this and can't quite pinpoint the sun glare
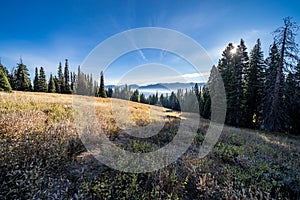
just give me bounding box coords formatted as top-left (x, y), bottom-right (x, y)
top-left (230, 47), bottom-right (237, 54)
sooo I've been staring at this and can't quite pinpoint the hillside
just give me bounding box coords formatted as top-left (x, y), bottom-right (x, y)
top-left (0, 91), bottom-right (300, 199)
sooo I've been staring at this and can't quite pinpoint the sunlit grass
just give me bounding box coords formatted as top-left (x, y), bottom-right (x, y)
top-left (0, 91), bottom-right (300, 199)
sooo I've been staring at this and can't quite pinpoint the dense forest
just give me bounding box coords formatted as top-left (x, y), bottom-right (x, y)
top-left (0, 17), bottom-right (299, 134)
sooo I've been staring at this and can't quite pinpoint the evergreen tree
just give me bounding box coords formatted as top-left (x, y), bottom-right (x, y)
top-left (98, 71), bottom-right (107, 98)
top-left (57, 62), bottom-right (64, 93)
top-left (130, 89), bottom-right (139, 102)
top-left (243, 39), bottom-right (265, 128)
top-left (107, 87), bottom-right (113, 98)
top-left (38, 67), bottom-right (47, 92)
top-left (48, 73), bottom-right (56, 93)
top-left (193, 83), bottom-right (203, 115)
top-left (33, 67), bottom-right (39, 92)
top-left (0, 67), bottom-right (12, 92)
top-left (54, 76), bottom-right (60, 93)
top-left (262, 17), bottom-right (299, 132)
top-left (64, 59), bottom-right (72, 94)
top-left (15, 59), bottom-right (32, 91)
top-left (261, 44), bottom-right (285, 131)
top-left (202, 86), bottom-right (211, 119)
top-left (0, 63), bottom-right (9, 78)
top-left (233, 39), bottom-right (249, 126)
top-left (218, 43), bottom-right (236, 125)
top-left (140, 93), bottom-right (147, 104)
top-left (292, 61), bottom-right (300, 134)
top-left (7, 69), bottom-right (16, 90)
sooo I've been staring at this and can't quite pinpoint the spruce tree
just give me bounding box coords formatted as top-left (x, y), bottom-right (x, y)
top-left (243, 39), bottom-right (265, 128)
top-left (0, 63), bottom-right (9, 77)
top-left (262, 17), bottom-right (299, 132)
top-left (261, 44), bottom-right (285, 131)
top-left (218, 43), bottom-right (236, 125)
top-left (48, 73), bottom-right (56, 93)
top-left (33, 67), bottom-right (39, 92)
top-left (15, 59), bottom-right (32, 91)
top-left (0, 67), bottom-right (12, 92)
top-left (54, 76), bottom-right (60, 93)
top-left (292, 61), bottom-right (300, 134)
top-left (64, 59), bottom-right (72, 94)
top-left (98, 71), bottom-right (107, 98)
top-left (140, 93), bottom-right (147, 104)
top-left (233, 39), bottom-right (249, 126)
top-left (57, 62), bottom-right (64, 93)
top-left (107, 87), bottom-right (113, 98)
top-left (201, 86), bottom-right (211, 119)
top-left (38, 67), bottom-right (47, 92)
top-left (130, 89), bottom-right (139, 102)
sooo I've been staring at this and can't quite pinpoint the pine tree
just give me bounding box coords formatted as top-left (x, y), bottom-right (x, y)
top-left (57, 62), bottom-right (64, 93)
top-left (0, 67), bottom-right (12, 92)
top-left (98, 71), bottom-right (107, 98)
top-left (243, 39), bottom-right (265, 128)
top-left (0, 63), bottom-right (9, 77)
top-left (202, 86), bottom-right (211, 119)
top-left (48, 73), bottom-right (56, 93)
top-left (15, 58), bottom-right (32, 91)
top-left (130, 89), bottom-right (139, 102)
top-left (140, 93), bottom-right (147, 104)
top-left (292, 61), bottom-right (300, 134)
top-left (234, 39), bottom-right (249, 126)
top-left (107, 87), bottom-right (113, 98)
top-left (64, 59), bottom-right (72, 94)
top-left (54, 76), bottom-right (60, 93)
top-left (261, 44), bottom-right (285, 131)
top-left (33, 67), bottom-right (39, 92)
top-left (262, 17), bottom-right (299, 132)
top-left (38, 67), bottom-right (47, 92)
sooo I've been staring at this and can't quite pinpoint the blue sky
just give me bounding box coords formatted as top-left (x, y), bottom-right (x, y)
top-left (1, 0), bottom-right (300, 84)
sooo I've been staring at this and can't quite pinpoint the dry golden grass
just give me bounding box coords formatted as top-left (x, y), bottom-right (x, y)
top-left (1, 91), bottom-right (300, 199)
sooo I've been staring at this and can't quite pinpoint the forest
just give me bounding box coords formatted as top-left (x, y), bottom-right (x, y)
top-left (1, 17), bottom-right (299, 134)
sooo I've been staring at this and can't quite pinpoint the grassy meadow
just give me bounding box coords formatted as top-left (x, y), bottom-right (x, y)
top-left (0, 91), bottom-right (300, 199)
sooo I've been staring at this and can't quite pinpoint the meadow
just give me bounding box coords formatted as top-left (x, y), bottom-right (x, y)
top-left (0, 91), bottom-right (299, 199)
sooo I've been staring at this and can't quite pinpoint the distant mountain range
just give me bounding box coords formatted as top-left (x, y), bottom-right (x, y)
top-left (105, 82), bottom-right (206, 96)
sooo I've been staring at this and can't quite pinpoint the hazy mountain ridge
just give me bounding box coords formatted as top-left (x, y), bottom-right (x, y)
top-left (105, 82), bottom-right (205, 91)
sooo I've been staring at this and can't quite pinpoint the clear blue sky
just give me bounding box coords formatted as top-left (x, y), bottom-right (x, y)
top-left (1, 0), bottom-right (300, 84)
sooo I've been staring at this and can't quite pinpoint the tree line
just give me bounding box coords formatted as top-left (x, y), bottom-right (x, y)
top-left (0, 17), bottom-right (299, 134)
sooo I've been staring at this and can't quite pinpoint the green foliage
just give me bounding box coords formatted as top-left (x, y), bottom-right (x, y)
top-left (63, 59), bottom-right (72, 94)
top-left (38, 67), bottom-right (47, 92)
top-left (243, 39), bottom-right (265, 128)
top-left (57, 62), bottom-right (64, 93)
top-left (14, 60), bottom-right (32, 91)
top-left (130, 89), bottom-right (139, 102)
top-left (261, 43), bottom-right (286, 131)
top-left (48, 74), bottom-right (56, 93)
top-left (33, 67), bottom-right (39, 92)
top-left (0, 67), bottom-right (12, 92)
